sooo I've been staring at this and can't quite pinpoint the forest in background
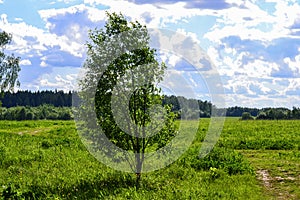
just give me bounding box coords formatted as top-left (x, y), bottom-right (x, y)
top-left (0, 90), bottom-right (300, 120)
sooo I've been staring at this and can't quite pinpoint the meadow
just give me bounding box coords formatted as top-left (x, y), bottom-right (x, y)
top-left (0, 118), bottom-right (299, 199)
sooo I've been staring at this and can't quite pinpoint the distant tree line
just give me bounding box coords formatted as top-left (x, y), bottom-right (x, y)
top-left (162, 95), bottom-right (213, 119)
top-left (241, 107), bottom-right (300, 120)
top-left (225, 106), bottom-right (260, 117)
top-left (1, 90), bottom-right (72, 107)
top-left (1, 90), bottom-right (300, 120)
top-left (161, 96), bottom-right (300, 120)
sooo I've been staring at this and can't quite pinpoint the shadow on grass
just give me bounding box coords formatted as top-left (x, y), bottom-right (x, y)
top-left (2, 173), bottom-right (141, 199)
top-left (63, 174), bottom-right (136, 199)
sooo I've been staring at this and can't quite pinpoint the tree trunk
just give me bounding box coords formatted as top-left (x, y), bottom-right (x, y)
top-left (135, 172), bottom-right (141, 190)
top-left (135, 154), bottom-right (142, 190)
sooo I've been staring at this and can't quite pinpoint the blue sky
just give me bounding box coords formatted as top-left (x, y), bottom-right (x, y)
top-left (1, 0), bottom-right (300, 108)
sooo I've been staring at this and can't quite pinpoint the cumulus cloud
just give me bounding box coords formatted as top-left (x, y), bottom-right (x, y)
top-left (58, 0), bottom-right (78, 3)
top-left (83, 0), bottom-right (218, 27)
top-left (221, 75), bottom-right (300, 108)
top-left (184, 0), bottom-right (233, 10)
top-left (204, 0), bottom-right (300, 42)
top-left (20, 59), bottom-right (32, 66)
top-left (124, 0), bottom-right (234, 10)
top-left (283, 55), bottom-right (300, 77)
top-left (14, 18), bottom-right (23, 22)
top-left (38, 5), bottom-right (108, 58)
top-left (149, 28), bottom-right (208, 70)
top-left (159, 69), bottom-right (203, 99)
top-left (33, 67), bottom-right (79, 92)
top-left (40, 61), bottom-right (48, 67)
top-left (211, 35), bottom-right (300, 80)
top-left (1, 14), bottom-right (8, 24)
top-left (0, 13), bottom-right (81, 58)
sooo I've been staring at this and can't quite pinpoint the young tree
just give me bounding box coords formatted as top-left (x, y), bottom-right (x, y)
top-left (0, 31), bottom-right (20, 94)
top-left (76, 12), bottom-right (177, 188)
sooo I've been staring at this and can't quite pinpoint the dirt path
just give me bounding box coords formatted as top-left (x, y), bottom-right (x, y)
top-left (257, 169), bottom-right (272, 188)
top-left (241, 150), bottom-right (299, 200)
top-left (256, 169), bottom-right (298, 200)
top-left (18, 129), bottom-right (43, 135)
top-left (17, 126), bottom-right (59, 135)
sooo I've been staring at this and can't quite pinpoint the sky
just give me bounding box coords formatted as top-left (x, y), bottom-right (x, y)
top-left (0, 0), bottom-right (300, 108)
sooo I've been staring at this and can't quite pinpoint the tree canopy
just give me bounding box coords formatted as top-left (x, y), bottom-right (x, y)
top-left (0, 31), bottom-right (20, 93)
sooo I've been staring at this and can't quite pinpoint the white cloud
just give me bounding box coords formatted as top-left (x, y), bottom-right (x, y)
top-left (240, 60), bottom-right (279, 77)
top-left (176, 28), bottom-right (200, 44)
top-left (38, 69), bottom-right (79, 92)
top-left (283, 54), bottom-right (300, 77)
top-left (38, 4), bottom-right (107, 57)
top-left (38, 4), bottom-right (106, 23)
top-left (14, 18), bottom-right (23, 22)
top-left (0, 20), bottom-right (61, 55)
top-left (273, 1), bottom-right (300, 33)
top-left (204, 0), bottom-right (300, 43)
top-left (224, 93), bottom-right (297, 108)
top-left (221, 75), bottom-right (300, 108)
top-left (66, 74), bottom-right (76, 81)
top-left (19, 83), bottom-right (40, 91)
top-left (285, 78), bottom-right (300, 93)
top-left (207, 45), bottom-right (280, 78)
top-left (21, 67), bottom-right (80, 92)
top-left (20, 59), bottom-right (32, 66)
top-left (1, 14), bottom-right (8, 24)
top-left (167, 54), bottom-right (181, 67)
top-left (150, 29), bottom-right (208, 70)
top-left (40, 61), bottom-right (48, 67)
top-left (159, 69), bottom-right (197, 98)
top-left (84, 0), bottom-right (216, 27)
top-left (59, 0), bottom-right (77, 3)
top-left (0, 9), bottom-right (87, 59)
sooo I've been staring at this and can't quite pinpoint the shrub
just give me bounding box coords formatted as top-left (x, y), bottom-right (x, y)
top-left (256, 111), bottom-right (267, 120)
top-left (241, 112), bottom-right (254, 120)
top-left (190, 147), bottom-right (254, 175)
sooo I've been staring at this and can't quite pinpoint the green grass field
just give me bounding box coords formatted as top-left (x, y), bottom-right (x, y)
top-left (0, 118), bottom-right (299, 199)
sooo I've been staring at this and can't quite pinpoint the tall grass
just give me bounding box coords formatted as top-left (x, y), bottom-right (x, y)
top-left (2, 118), bottom-right (297, 199)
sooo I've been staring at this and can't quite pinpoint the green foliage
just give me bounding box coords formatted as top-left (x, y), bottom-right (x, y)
top-left (208, 167), bottom-right (226, 180)
top-left (189, 147), bottom-right (254, 175)
top-left (241, 112), bottom-right (254, 120)
top-left (256, 111), bottom-right (267, 120)
top-left (256, 107), bottom-right (298, 120)
top-left (226, 106), bottom-right (260, 117)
